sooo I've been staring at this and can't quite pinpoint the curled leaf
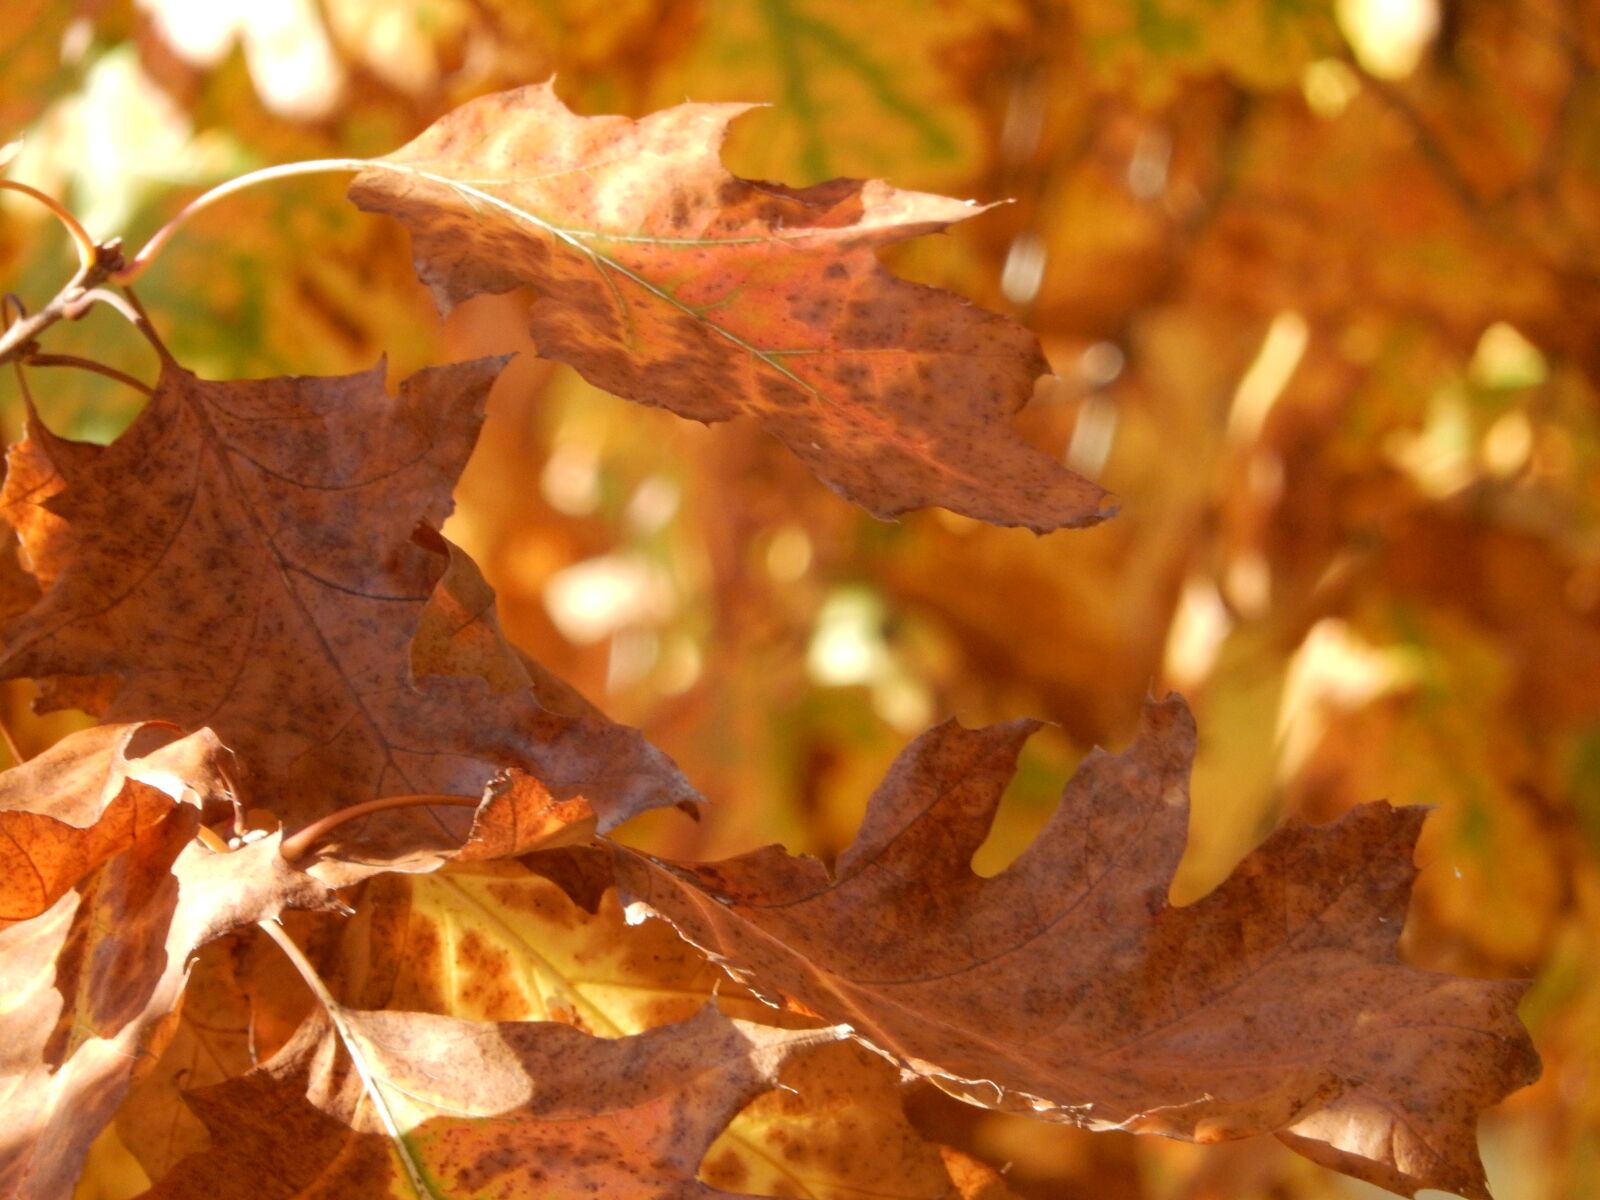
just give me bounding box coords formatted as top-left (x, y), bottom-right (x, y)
top-left (0, 823), bottom-right (340, 1200)
top-left (0, 723), bottom-right (233, 928)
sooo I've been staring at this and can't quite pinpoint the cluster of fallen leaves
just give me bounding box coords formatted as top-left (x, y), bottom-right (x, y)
top-left (0, 81), bottom-right (1543, 1200)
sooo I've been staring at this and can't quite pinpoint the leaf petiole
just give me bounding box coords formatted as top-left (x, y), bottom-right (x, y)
top-left (21, 353), bottom-right (154, 397)
top-left (0, 178), bottom-right (96, 270)
top-left (280, 792), bottom-right (479, 863)
top-left (118, 158), bottom-right (373, 283)
top-left (256, 919), bottom-right (443, 1199)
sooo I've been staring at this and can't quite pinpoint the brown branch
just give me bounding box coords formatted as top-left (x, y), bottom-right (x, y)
top-left (0, 239), bottom-right (125, 369)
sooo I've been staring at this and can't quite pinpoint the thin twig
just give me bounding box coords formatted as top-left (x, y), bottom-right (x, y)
top-left (10, 357), bottom-right (36, 418)
top-left (280, 792), bottom-right (479, 863)
top-left (70, 286), bottom-right (142, 328)
top-left (116, 285), bottom-right (175, 364)
top-left (0, 240), bottom-right (125, 369)
top-left (22, 353), bottom-right (155, 397)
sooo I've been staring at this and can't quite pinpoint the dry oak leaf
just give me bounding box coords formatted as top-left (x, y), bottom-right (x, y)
top-left (0, 769), bottom-right (341, 1200)
top-left (0, 359), bottom-right (695, 839)
top-left (613, 695), bottom-right (1540, 1199)
top-left (348, 82), bottom-right (1109, 532)
top-left (0, 721), bottom-right (234, 928)
top-left (143, 1004), bottom-right (847, 1199)
top-left (410, 525), bottom-right (606, 720)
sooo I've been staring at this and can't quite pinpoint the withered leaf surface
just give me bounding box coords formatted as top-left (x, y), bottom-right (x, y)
top-left (0, 360), bottom-right (695, 837)
top-left (614, 695), bottom-right (1539, 1199)
top-left (349, 83), bottom-right (1108, 532)
top-left (116, 938), bottom-right (260, 1182)
top-left (700, 1039), bottom-right (978, 1200)
top-left (0, 793), bottom-right (339, 1200)
top-left (0, 722), bottom-right (231, 927)
top-left (145, 1005), bottom-right (845, 1199)
top-left (323, 861), bottom-right (787, 1033)
top-left (408, 527), bottom-right (601, 720)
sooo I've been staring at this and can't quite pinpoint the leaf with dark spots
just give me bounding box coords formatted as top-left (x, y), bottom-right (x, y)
top-left (0, 360), bottom-right (697, 841)
top-left (143, 1005), bottom-right (848, 1200)
top-left (612, 695), bottom-right (1540, 1199)
top-left (321, 865), bottom-right (763, 1032)
top-left (349, 83), bottom-right (1110, 532)
top-left (410, 524), bottom-right (603, 719)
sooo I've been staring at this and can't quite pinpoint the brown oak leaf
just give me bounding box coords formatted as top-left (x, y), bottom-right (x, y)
top-left (0, 359), bottom-right (696, 840)
top-left (0, 746), bottom-right (340, 1200)
top-left (349, 83), bottom-right (1109, 533)
top-left (143, 1004), bottom-right (847, 1199)
top-left (612, 695), bottom-right (1540, 1199)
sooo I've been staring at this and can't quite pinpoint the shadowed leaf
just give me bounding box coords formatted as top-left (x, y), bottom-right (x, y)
top-left (144, 1005), bottom-right (846, 1199)
top-left (0, 723), bottom-right (233, 928)
top-left (0, 795), bottom-right (340, 1200)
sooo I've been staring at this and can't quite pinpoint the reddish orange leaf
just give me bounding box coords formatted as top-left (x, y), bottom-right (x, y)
top-left (0, 361), bottom-right (695, 841)
top-left (0, 723), bottom-right (233, 927)
top-left (349, 83), bottom-right (1110, 532)
top-left (613, 695), bottom-right (1539, 1199)
top-left (144, 1005), bottom-right (845, 1199)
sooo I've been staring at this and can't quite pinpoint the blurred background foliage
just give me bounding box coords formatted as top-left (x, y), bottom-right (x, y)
top-left (3, 0), bottom-right (1599, 1197)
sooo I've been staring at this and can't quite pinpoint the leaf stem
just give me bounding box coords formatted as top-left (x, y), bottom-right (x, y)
top-left (257, 919), bottom-right (442, 1199)
top-left (0, 708), bottom-right (25, 767)
top-left (115, 284), bottom-right (176, 365)
top-left (118, 158), bottom-right (373, 283)
top-left (0, 178), bottom-right (97, 269)
top-left (257, 917), bottom-right (344, 1011)
top-left (280, 792), bottom-right (479, 863)
top-left (22, 353), bottom-right (155, 397)
top-left (194, 824), bottom-right (232, 853)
